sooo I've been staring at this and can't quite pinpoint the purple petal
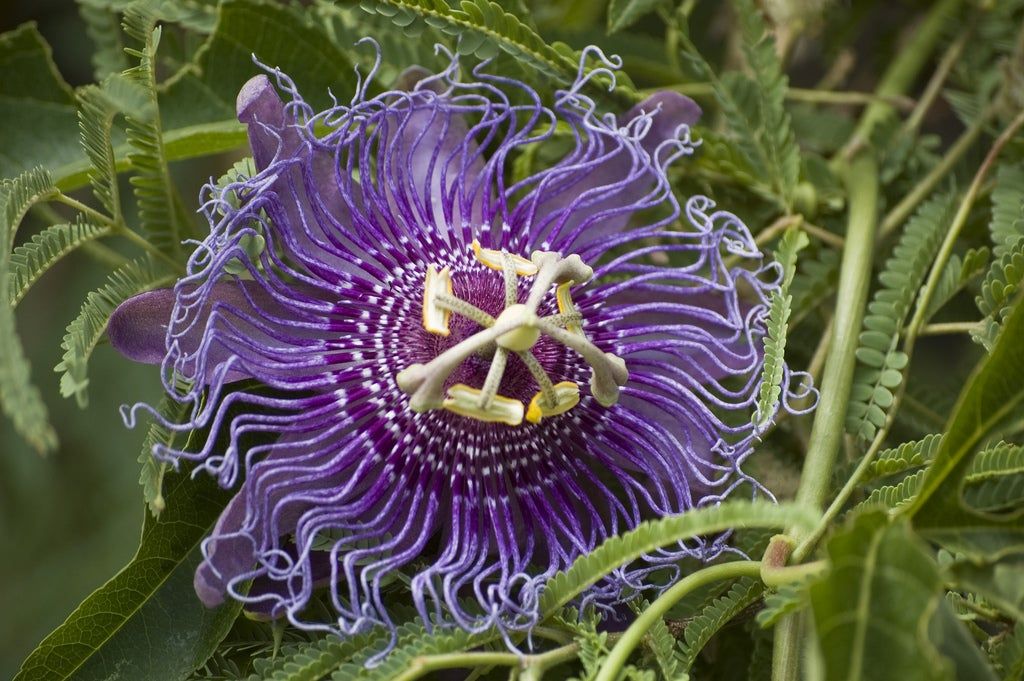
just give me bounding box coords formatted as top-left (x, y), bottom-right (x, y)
top-left (195, 490), bottom-right (257, 607)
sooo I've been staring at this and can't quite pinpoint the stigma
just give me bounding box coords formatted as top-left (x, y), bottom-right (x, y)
top-left (395, 241), bottom-right (627, 426)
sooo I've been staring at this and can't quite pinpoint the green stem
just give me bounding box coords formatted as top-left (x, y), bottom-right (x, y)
top-left (835, 0), bottom-right (965, 162)
top-left (53, 193), bottom-right (182, 272)
top-left (390, 642), bottom-right (581, 681)
top-left (918, 321), bottom-right (981, 336)
top-left (902, 23), bottom-right (971, 134)
top-left (791, 108), bottom-right (1024, 565)
top-left (594, 561), bottom-right (762, 681)
top-left (794, 155), bottom-right (879, 512)
top-left (879, 109), bottom-right (992, 240)
top-left (771, 154), bottom-right (878, 681)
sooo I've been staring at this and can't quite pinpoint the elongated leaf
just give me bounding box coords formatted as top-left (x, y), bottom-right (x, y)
top-left (755, 227), bottom-right (809, 429)
top-left (14, 470), bottom-right (238, 681)
top-left (1, 167), bottom-right (59, 453)
top-left (607, 0), bottom-right (663, 33)
top-left (810, 511), bottom-right (953, 681)
top-left (539, 501), bottom-right (815, 616)
top-left (9, 221), bottom-right (110, 306)
top-left (0, 24), bottom-right (81, 180)
top-left (904, 287), bottom-right (1024, 557)
top-left (55, 258), bottom-right (174, 408)
top-left (78, 84), bottom-right (123, 220)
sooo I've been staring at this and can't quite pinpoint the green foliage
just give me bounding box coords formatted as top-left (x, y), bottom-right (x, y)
top-left (989, 164), bottom-right (1024, 258)
top-left (55, 258), bottom-right (173, 408)
top-left (138, 383), bottom-right (195, 516)
top-left (923, 246), bottom-right (990, 321)
top-left (8, 221), bottom-right (110, 306)
top-left (810, 511), bottom-right (953, 681)
top-left (756, 227), bottom-right (809, 429)
top-left (122, 5), bottom-right (189, 256)
top-left (539, 501), bottom-right (814, 616)
top-left (679, 577), bottom-right (763, 672)
top-left (0, 24), bottom-right (81, 180)
top-left (677, 0), bottom-right (799, 209)
top-left (248, 629), bottom-right (389, 681)
top-left (607, 0), bottom-right (664, 34)
top-left (77, 84), bottom-right (124, 220)
top-left (864, 434), bottom-right (944, 482)
top-left (1, 167), bottom-right (59, 453)
top-left (847, 193), bottom-right (953, 440)
top-left (756, 580), bottom-right (810, 629)
top-left (905, 284), bottom-right (1024, 557)
top-left (14, 470), bottom-right (237, 681)
top-left (78, 0), bottom-right (130, 80)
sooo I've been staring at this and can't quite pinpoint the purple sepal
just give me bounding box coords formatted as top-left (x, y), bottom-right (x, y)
top-left (195, 490), bottom-right (257, 608)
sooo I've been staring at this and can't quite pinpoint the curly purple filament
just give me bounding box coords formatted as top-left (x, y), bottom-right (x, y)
top-left (108, 44), bottom-right (808, 654)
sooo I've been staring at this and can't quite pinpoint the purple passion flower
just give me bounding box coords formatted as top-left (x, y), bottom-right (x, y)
top-left (110, 46), bottom-right (806, 648)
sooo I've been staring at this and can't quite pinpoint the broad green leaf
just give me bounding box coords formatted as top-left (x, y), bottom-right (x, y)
top-left (607, 0), bottom-right (663, 34)
top-left (539, 501), bottom-right (816, 616)
top-left (0, 24), bottom-right (81, 180)
top-left (810, 511), bottom-right (952, 681)
top-left (14, 470), bottom-right (238, 681)
top-left (161, 0), bottom-right (358, 130)
top-left (904, 289), bottom-right (1024, 557)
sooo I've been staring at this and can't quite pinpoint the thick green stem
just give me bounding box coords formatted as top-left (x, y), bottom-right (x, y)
top-left (771, 153), bottom-right (878, 680)
top-left (794, 155), bottom-right (878, 512)
top-left (594, 561), bottom-right (763, 681)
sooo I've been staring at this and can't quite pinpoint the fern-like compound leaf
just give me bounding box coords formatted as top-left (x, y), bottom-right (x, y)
top-left (121, 4), bottom-right (189, 257)
top-left (755, 227), bottom-right (808, 430)
top-left (55, 258), bottom-right (173, 408)
top-left (678, 577), bottom-right (763, 672)
top-left (847, 193), bottom-right (954, 440)
top-left (1, 167), bottom-right (60, 454)
top-left (9, 221), bottom-right (110, 306)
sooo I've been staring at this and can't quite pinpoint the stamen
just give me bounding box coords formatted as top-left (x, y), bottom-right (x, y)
top-left (516, 350), bottom-right (558, 407)
top-left (422, 264), bottom-right (453, 336)
top-left (443, 384), bottom-right (524, 425)
top-left (472, 239), bottom-right (538, 276)
top-left (538, 319), bottom-right (628, 407)
top-left (555, 281), bottom-right (583, 335)
top-left (435, 293), bottom-right (495, 328)
top-left (478, 347), bottom-right (509, 409)
top-left (526, 382), bottom-right (581, 424)
top-left (500, 250), bottom-right (518, 308)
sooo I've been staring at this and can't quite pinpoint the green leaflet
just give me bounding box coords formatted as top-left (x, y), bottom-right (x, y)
top-left (138, 381), bottom-right (196, 517)
top-left (678, 577), bottom-right (763, 672)
top-left (864, 433), bottom-right (944, 482)
top-left (846, 193), bottom-right (954, 441)
top-left (55, 258), bottom-right (174, 408)
top-left (922, 246), bottom-right (989, 321)
top-left (1, 167), bottom-right (59, 453)
top-left (989, 163), bottom-right (1024, 259)
top-left (331, 620), bottom-right (480, 680)
top-left (8, 221), bottom-right (111, 306)
top-left (606, 0), bottom-right (663, 33)
top-left (755, 227), bottom-right (809, 429)
top-left (13, 470), bottom-right (238, 681)
top-left (78, 83), bottom-right (126, 221)
top-left (756, 580), bottom-right (811, 629)
top-left (810, 511), bottom-right (953, 681)
top-left (78, 0), bottom-right (129, 80)
top-left (539, 501), bottom-right (815, 617)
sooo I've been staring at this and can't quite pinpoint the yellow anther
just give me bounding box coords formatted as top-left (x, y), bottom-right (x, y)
top-left (472, 239), bottom-right (539, 276)
top-left (556, 281), bottom-right (582, 335)
top-left (525, 382), bottom-right (581, 424)
top-left (443, 384), bottom-right (524, 426)
top-left (422, 264), bottom-right (453, 336)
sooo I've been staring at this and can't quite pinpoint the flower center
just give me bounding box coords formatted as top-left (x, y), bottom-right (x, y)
top-left (395, 240), bottom-right (628, 426)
